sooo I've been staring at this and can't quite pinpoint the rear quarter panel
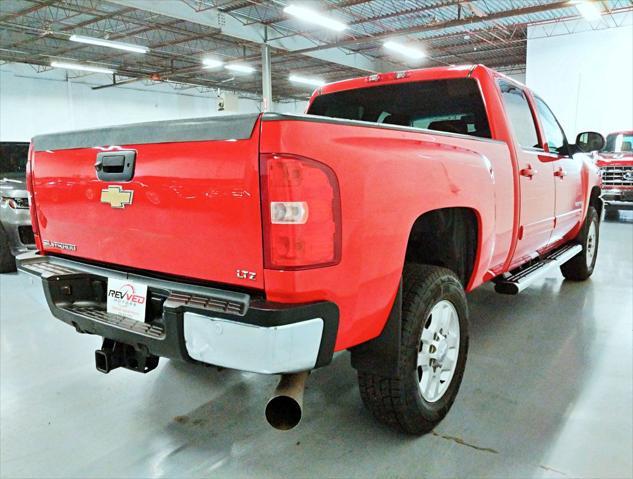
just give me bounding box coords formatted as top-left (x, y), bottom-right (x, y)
top-left (260, 118), bottom-right (513, 350)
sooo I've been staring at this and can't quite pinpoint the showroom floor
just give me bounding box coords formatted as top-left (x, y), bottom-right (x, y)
top-left (1, 214), bottom-right (631, 479)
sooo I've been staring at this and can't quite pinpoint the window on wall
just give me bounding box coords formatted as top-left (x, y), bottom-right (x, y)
top-left (498, 81), bottom-right (540, 149)
top-left (534, 97), bottom-right (567, 154)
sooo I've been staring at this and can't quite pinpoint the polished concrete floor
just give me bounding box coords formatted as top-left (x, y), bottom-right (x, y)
top-left (1, 214), bottom-right (632, 479)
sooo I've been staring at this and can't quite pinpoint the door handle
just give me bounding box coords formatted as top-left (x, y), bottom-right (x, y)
top-left (95, 151), bottom-right (136, 182)
top-left (95, 155), bottom-right (125, 173)
top-left (520, 164), bottom-right (538, 179)
top-left (554, 168), bottom-right (567, 179)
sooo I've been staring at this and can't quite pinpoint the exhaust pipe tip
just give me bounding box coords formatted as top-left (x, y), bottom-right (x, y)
top-left (265, 371), bottom-right (309, 431)
top-left (265, 395), bottom-right (302, 431)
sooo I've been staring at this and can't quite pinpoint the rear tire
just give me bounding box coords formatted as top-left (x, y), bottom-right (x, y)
top-left (0, 226), bottom-right (17, 273)
top-left (358, 264), bottom-right (469, 435)
top-left (560, 206), bottom-right (599, 281)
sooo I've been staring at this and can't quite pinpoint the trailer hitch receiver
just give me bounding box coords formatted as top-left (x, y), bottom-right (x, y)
top-left (95, 338), bottom-right (159, 374)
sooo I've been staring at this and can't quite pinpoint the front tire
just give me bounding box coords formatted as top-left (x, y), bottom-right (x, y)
top-left (560, 206), bottom-right (599, 281)
top-left (0, 226), bottom-right (17, 273)
top-left (358, 264), bottom-right (469, 435)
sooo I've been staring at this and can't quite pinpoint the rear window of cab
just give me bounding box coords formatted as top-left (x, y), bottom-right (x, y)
top-left (307, 78), bottom-right (491, 139)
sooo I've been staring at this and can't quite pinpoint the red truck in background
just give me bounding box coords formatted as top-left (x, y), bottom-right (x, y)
top-left (19, 65), bottom-right (603, 435)
top-left (594, 130), bottom-right (633, 218)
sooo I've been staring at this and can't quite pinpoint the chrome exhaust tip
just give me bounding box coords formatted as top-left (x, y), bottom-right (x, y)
top-left (265, 371), bottom-right (309, 430)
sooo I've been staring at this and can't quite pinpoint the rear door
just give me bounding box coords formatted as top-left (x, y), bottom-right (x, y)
top-left (498, 81), bottom-right (556, 265)
top-left (533, 96), bottom-right (583, 245)
top-left (31, 114), bottom-right (265, 289)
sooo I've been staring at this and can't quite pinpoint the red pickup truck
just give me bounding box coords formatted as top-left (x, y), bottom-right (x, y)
top-left (595, 130), bottom-right (633, 218)
top-left (19, 65), bottom-right (603, 435)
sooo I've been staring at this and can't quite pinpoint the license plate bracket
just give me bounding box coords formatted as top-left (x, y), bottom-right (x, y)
top-left (106, 278), bottom-right (148, 322)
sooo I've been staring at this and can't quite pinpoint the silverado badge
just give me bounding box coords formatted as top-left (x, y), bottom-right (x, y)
top-left (100, 185), bottom-right (134, 208)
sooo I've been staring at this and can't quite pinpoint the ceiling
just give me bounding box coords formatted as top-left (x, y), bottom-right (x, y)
top-left (1, 0), bottom-right (631, 101)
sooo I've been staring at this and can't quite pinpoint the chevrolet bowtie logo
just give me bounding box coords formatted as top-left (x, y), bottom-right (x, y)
top-left (100, 185), bottom-right (134, 209)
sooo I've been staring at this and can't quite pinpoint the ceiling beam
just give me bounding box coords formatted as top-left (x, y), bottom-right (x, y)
top-left (288, 1), bottom-right (575, 54)
top-left (106, 0), bottom-right (398, 73)
top-left (0, 0), bottom-right (58, 23)
top-left (2, 6), bottom-right (138, 51)
top-left (251, 0), bottom-right (461, 29)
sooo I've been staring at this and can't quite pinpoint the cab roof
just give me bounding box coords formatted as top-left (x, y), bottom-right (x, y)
top-left (314, 64), bottom-right (494, 98)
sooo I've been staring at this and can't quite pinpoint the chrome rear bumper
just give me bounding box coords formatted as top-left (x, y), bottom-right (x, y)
top-left (17, 252), bottom-right (338, 374)
top-left (184, 313), bottom-right (324, 373)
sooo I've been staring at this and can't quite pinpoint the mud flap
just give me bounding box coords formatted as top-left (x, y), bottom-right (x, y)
top-left (350, 281), bottom-right (402, 378)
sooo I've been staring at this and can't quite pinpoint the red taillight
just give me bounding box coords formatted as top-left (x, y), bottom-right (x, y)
top-left (26, 143), bottom-right (43, 251)
top-left (260, 153), bottom-right (341, 270)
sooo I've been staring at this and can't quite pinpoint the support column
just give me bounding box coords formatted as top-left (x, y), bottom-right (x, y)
top-left (261, 43), bottom-right (272, 112)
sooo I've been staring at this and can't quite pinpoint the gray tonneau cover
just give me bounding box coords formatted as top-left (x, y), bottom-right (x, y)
top-left (31, 113), bottom-right (260, 151)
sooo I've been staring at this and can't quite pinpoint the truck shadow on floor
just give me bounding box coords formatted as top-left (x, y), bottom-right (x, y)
top-left (604, 210), bottom-right (633, 224)
top-left (136, 277), bottom-right (601, 478)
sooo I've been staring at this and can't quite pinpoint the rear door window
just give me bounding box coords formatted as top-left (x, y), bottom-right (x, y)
top-left (498, 81), bottom-right (540, 149)
top-left (307, 78), bottom-right (491, 139)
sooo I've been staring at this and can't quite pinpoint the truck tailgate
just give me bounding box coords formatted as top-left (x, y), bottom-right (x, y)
top-left (30, 114), bottom-right (265, 289)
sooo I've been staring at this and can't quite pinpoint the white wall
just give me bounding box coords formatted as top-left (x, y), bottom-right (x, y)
top-left (0, 63), bottom-right (307, 142)
top-left (276, 100), bottom-right (309, 114)
top-left (526, 12), bottom-right (633, 139)
top-left (506, 72), bottom-right (527, 84)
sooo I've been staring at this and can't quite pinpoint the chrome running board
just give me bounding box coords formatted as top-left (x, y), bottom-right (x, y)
top-left (494, 244), bottom-right (583, 295)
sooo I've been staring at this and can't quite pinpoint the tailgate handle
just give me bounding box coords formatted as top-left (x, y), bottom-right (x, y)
top-left (95, 150), bottom-right (136, 182)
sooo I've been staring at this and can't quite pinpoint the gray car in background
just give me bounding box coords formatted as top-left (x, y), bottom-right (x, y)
top-left (1, 142), bottom-right (35, 272)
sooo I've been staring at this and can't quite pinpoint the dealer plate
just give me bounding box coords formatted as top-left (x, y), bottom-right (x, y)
top-left (106, 278), bottom-right (148, 322)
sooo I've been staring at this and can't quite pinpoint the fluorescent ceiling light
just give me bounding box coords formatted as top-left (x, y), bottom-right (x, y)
top-left (383, 40), bottom-right (426, 60)
top-left (284, 5), bottom-right (347, 31)
top-left (50, 61), bottom-right (115, 74)
top-left (572, 1), bottom-right (602, 20)
top-left (225, 63), bottom-right (255, 74)
top-left (69, 34), bottom-right (148, 53)
top-left (289, 74), bottom-right (326, 87)
top-left (202, 58), bottom-right (224, 69)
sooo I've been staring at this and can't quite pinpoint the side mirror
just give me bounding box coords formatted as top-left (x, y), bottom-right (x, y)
top-left (576, 131), bottom-right (605, 153)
